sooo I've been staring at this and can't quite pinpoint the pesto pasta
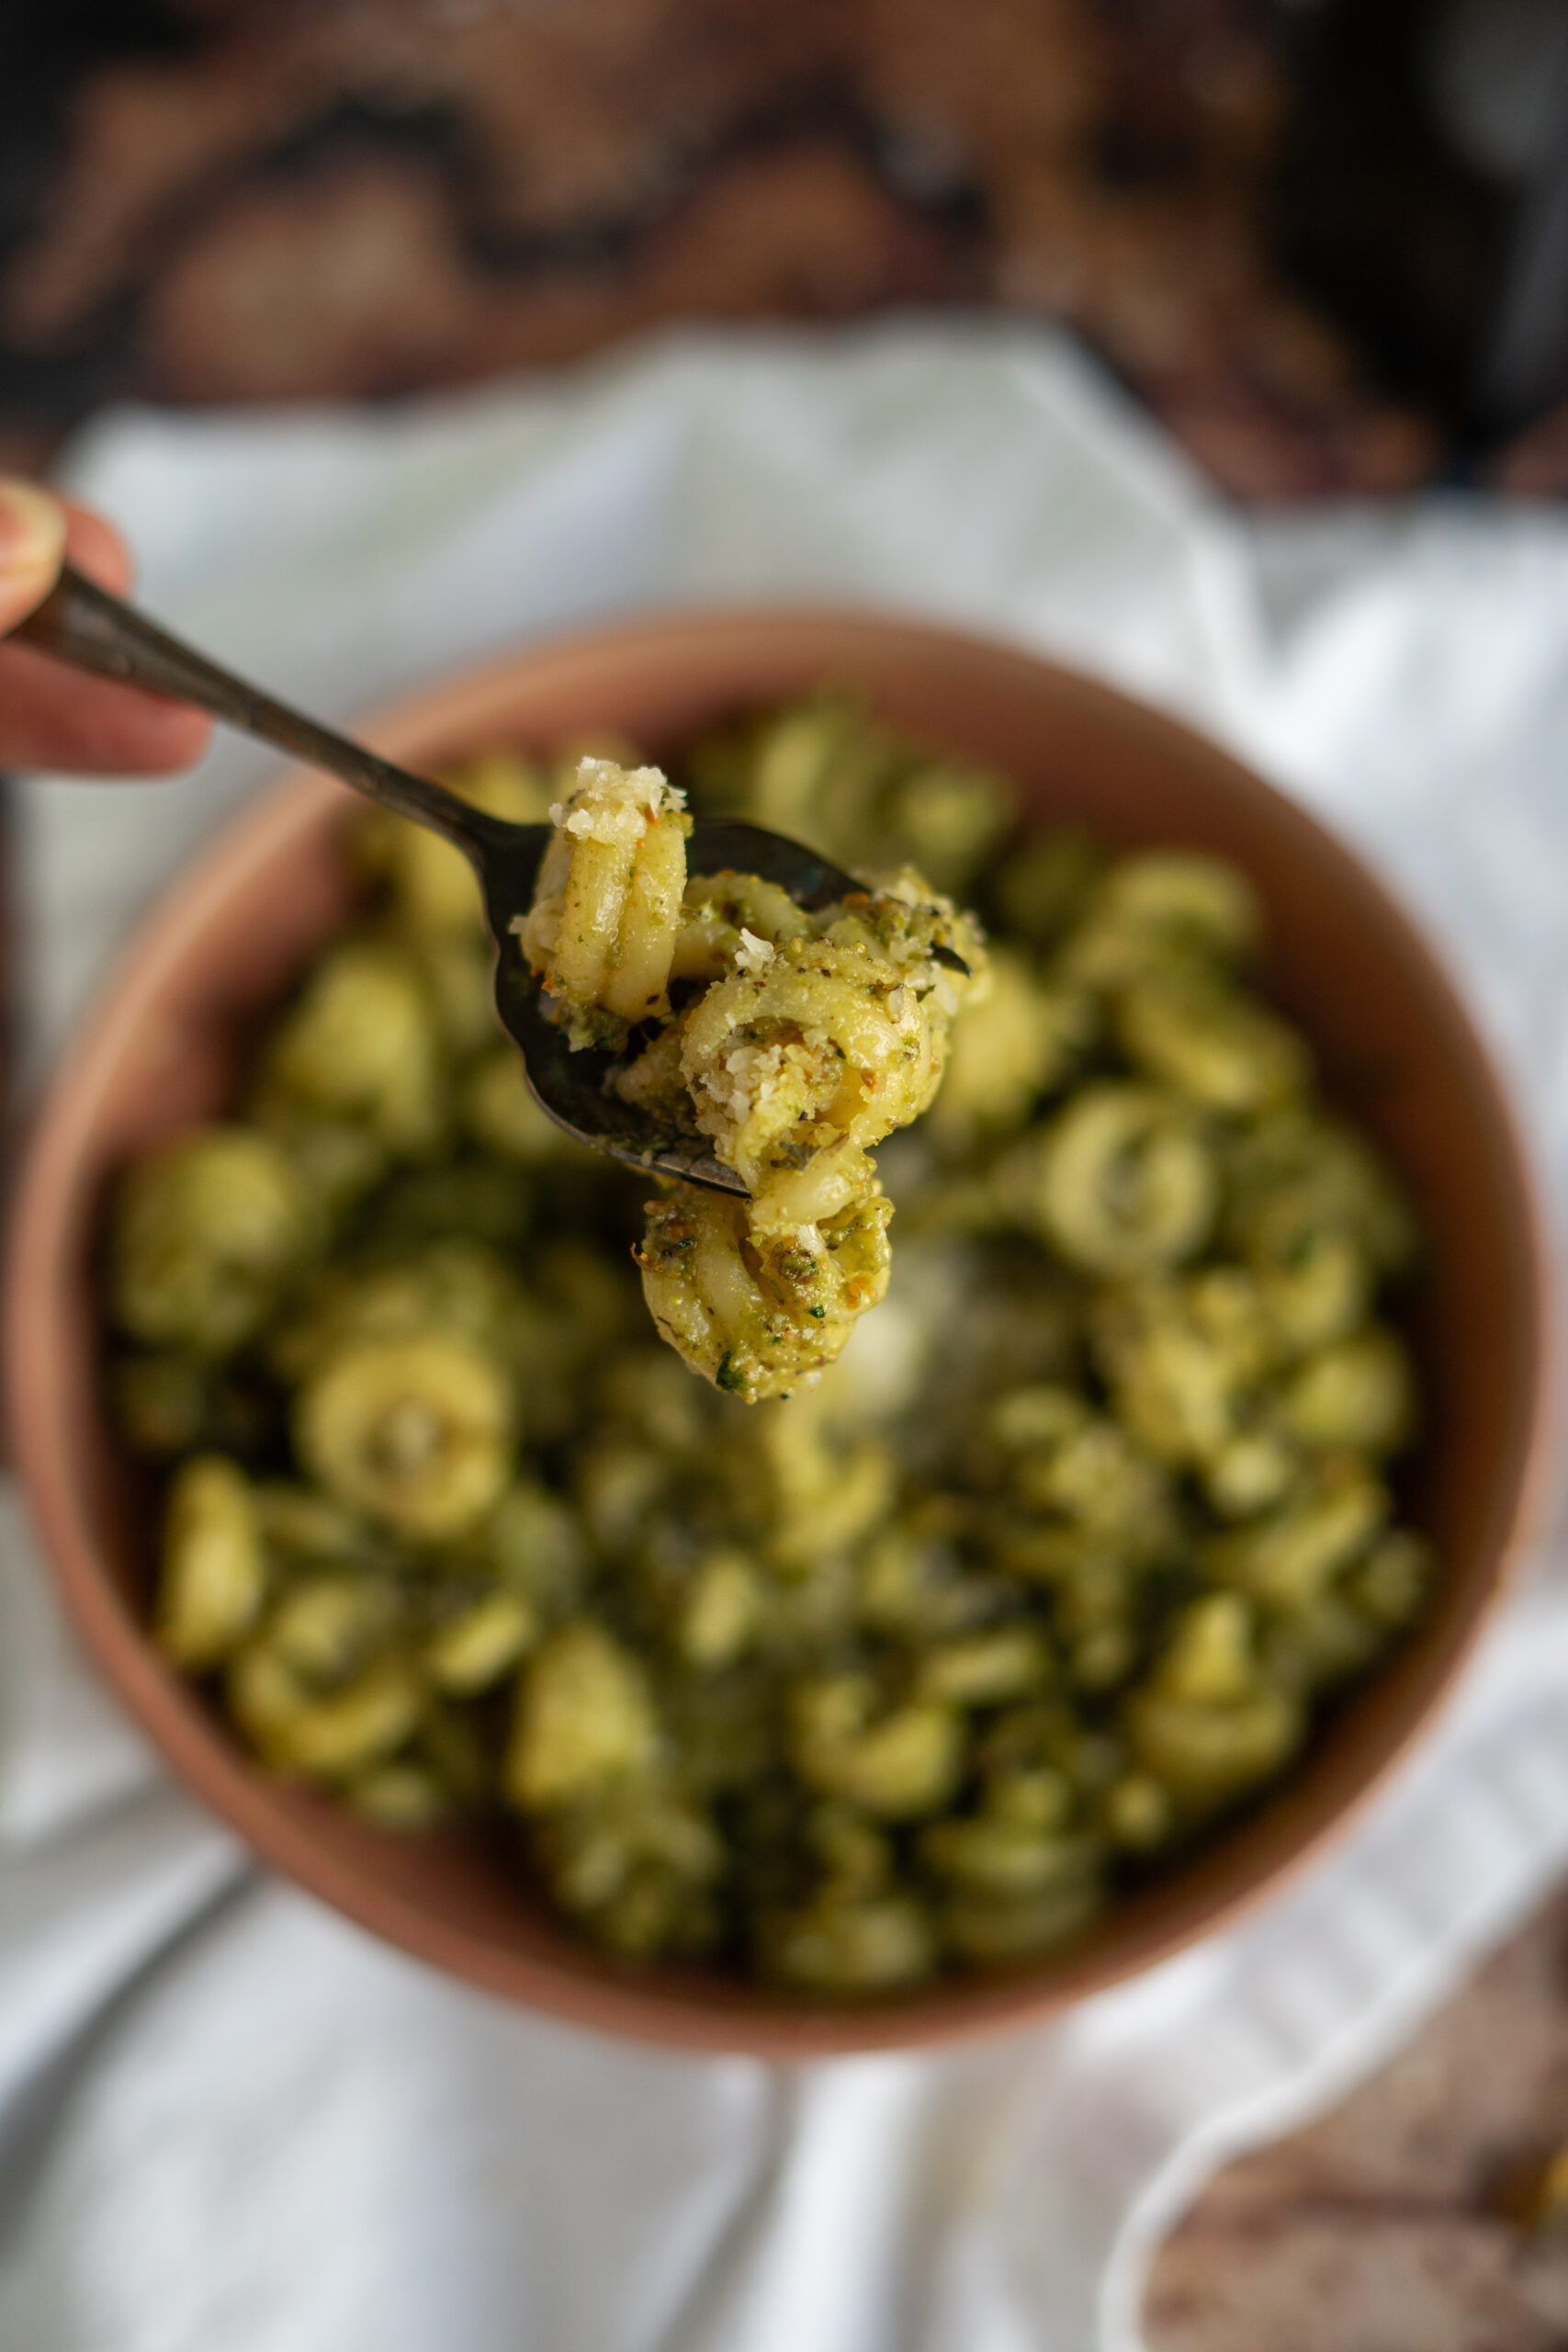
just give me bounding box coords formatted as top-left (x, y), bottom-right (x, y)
top-left (103, 700), bottom-right (1434, 1996)
top-left (515, 753), bottom-right (987, 1401)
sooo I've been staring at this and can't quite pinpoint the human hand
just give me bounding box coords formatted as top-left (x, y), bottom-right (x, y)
top-left (0, 479), bottom-right (212, 775)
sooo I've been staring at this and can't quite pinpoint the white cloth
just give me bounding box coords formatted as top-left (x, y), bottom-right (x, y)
top-left (4, 323), bottom-right (1568, 2352)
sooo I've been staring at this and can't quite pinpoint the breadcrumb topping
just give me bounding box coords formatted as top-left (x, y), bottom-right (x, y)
top-left (547, 757), bottom-right (686, 849)
top-left (734, 928), bottom-right (775, 976)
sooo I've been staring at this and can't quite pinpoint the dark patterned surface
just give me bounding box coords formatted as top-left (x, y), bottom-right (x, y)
top-left (9, 0), bottom-right (1563, 497)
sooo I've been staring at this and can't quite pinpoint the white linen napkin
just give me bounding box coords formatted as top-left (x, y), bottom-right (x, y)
top-left (3, 322), bottom-right (1566, 2352)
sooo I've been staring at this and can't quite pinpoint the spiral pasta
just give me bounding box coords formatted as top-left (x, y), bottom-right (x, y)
top-left (513, 756), bottom-right (691, 1042)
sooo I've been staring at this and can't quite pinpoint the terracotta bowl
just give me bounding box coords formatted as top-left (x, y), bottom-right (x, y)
top-left (5, 608), bottom-right (1553, 2056)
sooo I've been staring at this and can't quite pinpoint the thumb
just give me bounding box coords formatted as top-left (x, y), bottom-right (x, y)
top-left (0, 479), bottom-right (67, 637)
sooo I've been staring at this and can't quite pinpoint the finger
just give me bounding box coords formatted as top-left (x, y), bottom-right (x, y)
top-left (0, 480), bottom-right (67, 636)
top-left (0, 494), bottom-right (213, 775)
top-left (0, 631), bottom-right (214, 775)
top-left (60, 499), bottom-right (135, 596)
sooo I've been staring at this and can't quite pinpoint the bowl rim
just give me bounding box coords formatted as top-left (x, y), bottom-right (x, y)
top-left (5, 600), bottom-right (1557, 2057)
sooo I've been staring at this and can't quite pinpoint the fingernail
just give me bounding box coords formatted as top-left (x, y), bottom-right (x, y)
top-left (0, 479), bottom-right (66, 580)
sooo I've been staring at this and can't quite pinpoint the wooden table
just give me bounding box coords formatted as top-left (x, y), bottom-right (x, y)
top-left (1145, 1894), bottom-right (1568, 2351)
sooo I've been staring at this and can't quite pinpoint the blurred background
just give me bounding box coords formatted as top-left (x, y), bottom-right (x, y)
top-left (4, 0), bottom-right (1568, 500)
top-left (6, 6), bottom-right (1568, 2350)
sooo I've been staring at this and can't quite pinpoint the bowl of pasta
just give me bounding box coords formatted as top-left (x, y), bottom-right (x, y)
top-left (5, 606), bottom-right (1551, 2054)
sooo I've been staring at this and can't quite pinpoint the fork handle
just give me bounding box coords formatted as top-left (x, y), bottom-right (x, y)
top-left (15, 560), bottom-right (501, 858)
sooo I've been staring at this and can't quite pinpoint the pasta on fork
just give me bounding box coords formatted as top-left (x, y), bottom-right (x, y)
top-left (515, 756), bottom-right (987, 1400)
